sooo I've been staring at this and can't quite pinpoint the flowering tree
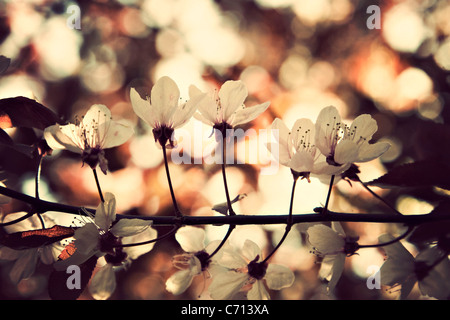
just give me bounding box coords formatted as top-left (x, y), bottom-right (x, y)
top-left (0, 72), bottom-right (449, 300)
top-left (0, 0), bottom-right (449, 302)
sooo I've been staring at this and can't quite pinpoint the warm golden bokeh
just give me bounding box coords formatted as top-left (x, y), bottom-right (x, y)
top-left (0, 0), bottom-right (448, 300)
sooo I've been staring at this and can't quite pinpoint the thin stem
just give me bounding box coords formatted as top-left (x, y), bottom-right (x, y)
top-left (262, 176), bottom-right (298, 263)
top-left (35, 154), bottom-right (43, 200)
top-left (35, 154), bottom-right (46, 229)
top-left (92, 168), bottom-right (104, 203)
top-left (221, 137), bottom-right (235, 216)
top-left (208, 135), bottom-right (238, 260)
top-left (358, 226), bottom-right (414, 249)
top-left (0, 210), bottom-right (35, 227)
top-left (208, 224), bottom-right (235, 260)
top-left (359, 180), bottom-right (403, 216)
top-left (162, 143), bottom-right (181, 217)
top-left (117, 226), bottom-right (179, 248)
top-left (322, 174), bottom-right (335, 215)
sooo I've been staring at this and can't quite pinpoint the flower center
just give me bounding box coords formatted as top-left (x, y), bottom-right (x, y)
top-left (81, 147), bottom-right (107, 171)
top-left (247, 256), bottom-right (267, 280)
top-left (99, 230), bottom-right (121, 254)
top-left (213, 121), bottom-right (233, 137)
top-left (343, 238), bottom-right (359, 256)
top-left (194, 250), bottom-right (211, 271)
top-left (152, 124), bottom-right (175, 147)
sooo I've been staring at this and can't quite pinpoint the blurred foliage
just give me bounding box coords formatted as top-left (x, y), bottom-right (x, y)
top-left (0, 0), bottom-right (449, 300)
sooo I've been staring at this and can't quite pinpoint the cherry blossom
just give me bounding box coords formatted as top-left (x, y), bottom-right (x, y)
top-left (54, 193), bottom-right (157, 299)
top-left (378, 234), bottom-right (450, 300)
top-left (44, 104), bottom-right (134, 174)
top-left (0, 212), bottom-right (65, 283)
top-left (191, 80), bottom-right (270, 137)
top-left (208, 239), bottom-right (294, 300)
top-left (165, 226), bottom-right (223, 296)
top-left (314, 106), bottom-right (390, 174)
top-left (306, 222), bottom-right (359, 292)
top-left (266, 118), bottom-right (342, 181)
top-left (130, 76), bottom-right (206, 148)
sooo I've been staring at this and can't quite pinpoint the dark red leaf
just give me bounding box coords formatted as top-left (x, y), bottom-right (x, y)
top-left (367, 160), bottom-right (450, 190)
top-left (0, 128), bottom-right (13, 146)
top-left (0, 225), bottom-right (75, 250)
top-left (58, 241), bottom-right (77, 260)
top-left (0, 96), bottom-right (61, 130)
top-left (48, 254), bottom-right (98, 300)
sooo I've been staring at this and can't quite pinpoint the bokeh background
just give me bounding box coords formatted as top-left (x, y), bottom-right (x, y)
top-left (0, 0), bottom-right (449, 300)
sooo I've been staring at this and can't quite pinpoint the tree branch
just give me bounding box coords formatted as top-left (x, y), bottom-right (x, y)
top-left (1, 186), bottom-right (448, 227)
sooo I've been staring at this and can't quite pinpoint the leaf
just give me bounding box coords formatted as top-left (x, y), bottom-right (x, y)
top-left (212, 194), bottom-right (247, 215)
top-left (367, 160), bottom-right (450, 190)
top-left (0, 225), bottom-right (75, 250)
top-left (0, 96), bottom-right (61, 131)
top-left (0, 128), bottom-right (13, 146)
top-left (48, 248), bottom-right (98, 300)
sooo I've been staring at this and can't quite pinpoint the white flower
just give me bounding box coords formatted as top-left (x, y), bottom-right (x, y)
top-left (266, 118), bottom-right (341, 180)
top-left (54, 193), bottom-right (157, 299)
top-left (314, 106), bottom-right (390, 174)
top-left (208, 239), bottom-right (294, 300)
top-left (130, 76), bottom-right (206, 148)
top-left (44, 104), bottom-right (134, 174)
top-left (165, 226), bottom-right (222, 296)
top-left (379, 234), bottom-right (450, 300)
top-left (307, 222), bottom-right (359, 292)
top-left (192, 80), bottom-right (270, 134)
top-left (0, 212), bottom-right (66, 283)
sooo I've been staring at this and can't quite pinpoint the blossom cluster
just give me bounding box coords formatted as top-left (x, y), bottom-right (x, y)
top-left (0, 76), bottom-right (447, 300)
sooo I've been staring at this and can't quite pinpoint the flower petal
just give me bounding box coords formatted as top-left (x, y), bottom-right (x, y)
top-left (111, 218), bottom-right (153, 237)
top-left (150, 76), bottom-right (180, 125)
top-left (230, 101), bottom-right (270, 127)
top-left (378, 234), bottom-right (415, 286)
top-left (208, 270), bottom-right (248, 300)
top-left (130, 87), bottom-right (158, 128)
top-left (307, 224), bottom-right (345, 254)
top-left (73, 223), bottom-right (100, 255)
top-left (265, 264), bottom-right (295, 290)
top-left (81, 104), bottom-right (111, 128)
top-left (347, 114), bottom-right (378, 142)
top-left (315, 106), bottom-right (341, 157)
top-left (166, 269), bottom-right (196, 295)
top-left (247, 280), bottom-right (270, 300)
top-left (219, 80), bottom-right (248, 122)
top-left (357, 141), bottom-right (390, 162)
top-left (122, 226), bottom-right (158, 259)
top-left (270, 118), bottom-right (291, 150)
top-left (172, 92), bottom-right (206, 129)
top-left (98, 120), bottom-right (134, 150)
top-left (175, 226), bottom-right (206, 253)
top-left (89, 263), bottom-right (117, 300)
top-left (291, 118), bottom-right (315, 151)
top-left (44, 124), bottom-right (83, 153)
top-left (218, 245), bottom-right (248, 269)
top-left (10, 249), bottom-right (38, 283)
top-left (320, 253), bottom-right (345, 292)
top-left (241, 239), bottom-right (262, 262)
top-left (95, 192), bottom-right (116, 231)
top-left (288, 149), bottom-right (314, 173)
top-left (334, 139), bottom-right (359, 165)
top-left (265, 142), bottom-right (290, 166)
